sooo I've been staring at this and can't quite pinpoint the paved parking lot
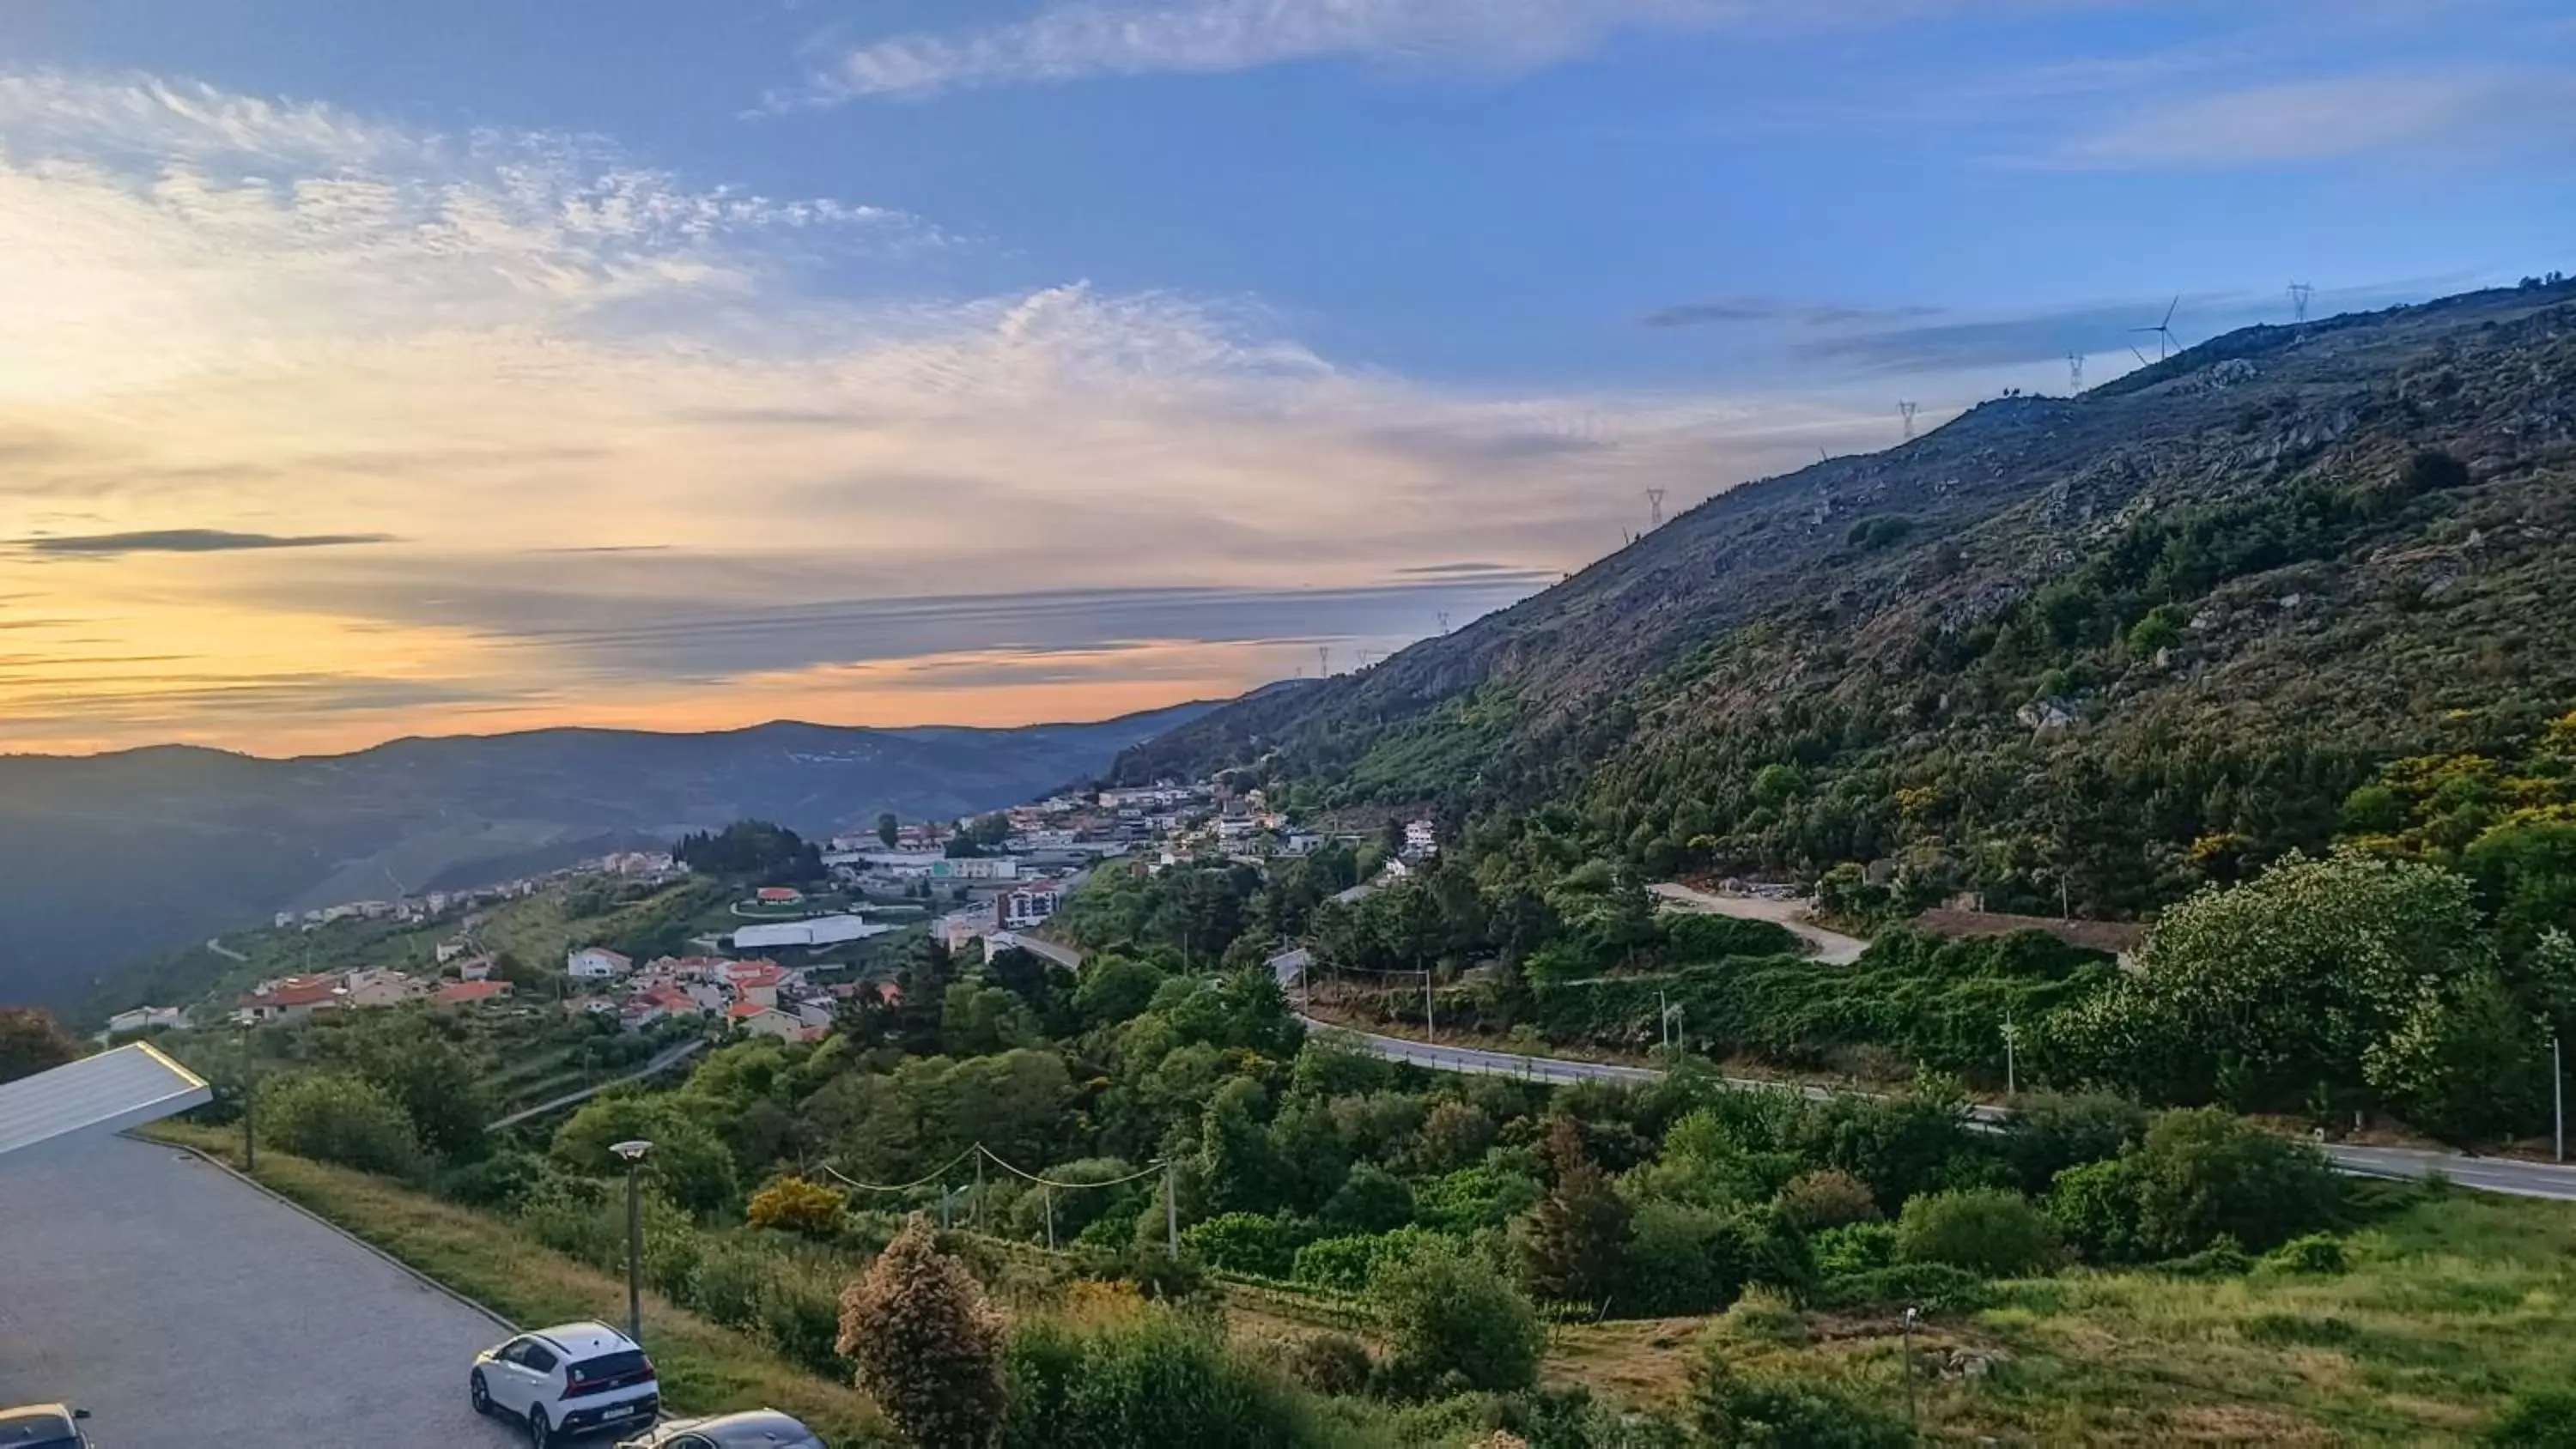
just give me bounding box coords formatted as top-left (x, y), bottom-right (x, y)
top-left (0, 1134), bottom-right (524, 1447)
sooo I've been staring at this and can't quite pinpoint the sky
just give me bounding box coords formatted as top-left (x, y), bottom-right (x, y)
top-left (0, 1), bottom-right (2567, 756)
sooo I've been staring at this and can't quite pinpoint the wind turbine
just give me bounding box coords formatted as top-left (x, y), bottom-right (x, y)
top-left (2129, 296), bottom-right (2183, 362)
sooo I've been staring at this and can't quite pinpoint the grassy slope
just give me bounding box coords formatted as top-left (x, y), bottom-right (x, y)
top-left (1542, 1185), bottom-right (2573, 1446)
top-left (147, 1124), bottom-right (895, 1446)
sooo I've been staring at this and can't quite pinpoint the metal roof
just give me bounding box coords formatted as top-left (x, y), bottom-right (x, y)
top-left (0, 1042), bottom-right (213, 1161)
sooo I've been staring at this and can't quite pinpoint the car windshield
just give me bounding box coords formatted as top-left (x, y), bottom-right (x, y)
top-left (567, 1349), bottom-right (649, 1385)
top-left (0, 1416), bottom-right (77, 1449)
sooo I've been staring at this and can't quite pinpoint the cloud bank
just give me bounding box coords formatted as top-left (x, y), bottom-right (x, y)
top-left (0, 69), bottom-right (1894, 753)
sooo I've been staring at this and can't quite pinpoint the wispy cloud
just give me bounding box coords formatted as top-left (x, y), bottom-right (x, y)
top-left (1643, 299), bottom-right (1945, 329)
top-left (785, 0), bottom-right (2083, 104)
top-left (0, 67), bottom-right (1908, 752)
top-left (16, 529), bottom-right (397, 557)
top-left (2037, 69), bottom-right (2576, 170)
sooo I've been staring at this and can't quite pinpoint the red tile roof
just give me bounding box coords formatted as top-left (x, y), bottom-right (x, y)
top-left (437, 980), bottom-right (513, 1005)
top-left (726, 1001), bottom-right (778, 1021)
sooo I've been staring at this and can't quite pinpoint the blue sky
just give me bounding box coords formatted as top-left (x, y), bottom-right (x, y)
top-left (0, 0), bottom-right (2567, 751)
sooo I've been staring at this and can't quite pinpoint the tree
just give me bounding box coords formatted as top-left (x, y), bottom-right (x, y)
top-left (551, 1094), bottom-right (739, 1215)
top-left (0, 1007), bottom-right (80, 1085)
top-left (1072, 955), bottom-right (1163, 1029)
top-left (878, 812), bottom-right (902, 848)
top-left (838, 1215), bottom-right (1005, 1448)
top-left (339, 1019), bottom-right (490, 1160)
top-left (2363, 971), bottom-right (2549, 1147)
top-left (258, 1072), bottom-right (424, 1177)
top-left (2063, 849), bottom-right (2491, 1109)
top-left (1369, 1241), bottom-right (1543, 1395)
top-left (1894, 1188), bottom-right (2058, 1277)
top-left (747, 1177), bottom-right (848, 1238)
top-left (1514, 1119), bottom-right (1631, 1308)
top-left (2124, 1108), bottom-right (2339, 1258)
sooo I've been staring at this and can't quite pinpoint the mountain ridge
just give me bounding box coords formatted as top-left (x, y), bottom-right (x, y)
top-left (1115, 278), bottom-right (2576, 919)
top-left (0, 700), bottom-right (1220, 1008)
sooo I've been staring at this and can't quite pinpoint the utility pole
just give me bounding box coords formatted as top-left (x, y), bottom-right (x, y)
top-left (1043, 1186), bottom-right (1056, 1252)
top-left (974, 1152), bottom-right (986, 1232)
top-left (1424, 969), bottom-right (1437, 1041)
top-left (2556, 1033), bottom-right (2565, 1164)
top-left (1899, 401), bottom-right (1918, 440)
top-left (1658, 987), bottom-right (1669, 1052)
top-left (2002, 1016), bottom-right (2020, 1099)
top-left (1162, 1159), bottom-right (1180, 1257)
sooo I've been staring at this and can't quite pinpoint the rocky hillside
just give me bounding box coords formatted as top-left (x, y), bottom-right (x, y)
top-left (1118, 279), bottom-right (2576, 916)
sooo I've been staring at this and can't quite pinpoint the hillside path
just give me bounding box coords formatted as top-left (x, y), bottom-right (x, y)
top-left (1650, 882), bottom-right (1868, 965)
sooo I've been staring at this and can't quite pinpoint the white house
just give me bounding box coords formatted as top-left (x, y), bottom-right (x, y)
top-left (999, 885), bottom-right (1064, 930)
top-left (566, 946), bottom-right (634, 979)
top-left (1404, 819), bottom-right (1437, 857)
top-left (726, 1002), bottom-right (811, 1042)
top-left (102, 1005), bottom-right (185, 1037)
top-left (732, 915), bottom-right (891, 950)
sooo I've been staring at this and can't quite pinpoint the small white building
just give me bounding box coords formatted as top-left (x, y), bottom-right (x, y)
top-left (1404, 819), bottom-right (1437, 857)
top-left (726, 1002), bottom-right (811, 1043)
top-left (566, 946), bottom-right (634, 980)
top-left (102, 1005), bottom-right (185, 1037)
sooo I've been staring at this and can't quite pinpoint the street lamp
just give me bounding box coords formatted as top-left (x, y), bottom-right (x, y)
top-left (611, 1140), bottom-right (653, 1343)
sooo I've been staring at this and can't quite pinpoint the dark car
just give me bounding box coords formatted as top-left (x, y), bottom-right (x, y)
top-left (0, 1406), bottom-right (92, 1449)
top-left (617, 1409), bottom-right (825, 1448)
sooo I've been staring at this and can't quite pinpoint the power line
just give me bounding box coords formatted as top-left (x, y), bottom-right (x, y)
top-left (1898, 401), bottom-right (1918, 440)
top-left (2288, 281), bottom-right (2314, 323)
top-left (2067, 352), bottom-right (2085, 393)
top-left (1644, 488), bottom-right (1668, 531)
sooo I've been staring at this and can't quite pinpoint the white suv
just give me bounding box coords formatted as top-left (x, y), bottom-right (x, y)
top-left (470, 1322), bottom-right (661, 1446)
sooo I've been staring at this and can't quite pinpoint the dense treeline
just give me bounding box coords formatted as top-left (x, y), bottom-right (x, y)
top-left (677, 818), bottom-right (824, 882)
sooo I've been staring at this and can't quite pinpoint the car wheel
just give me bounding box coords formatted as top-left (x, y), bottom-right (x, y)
top-left (470, 1371), bottom-right (492, 1417)
top-left (527, 1408), bottom-right (550, 1448)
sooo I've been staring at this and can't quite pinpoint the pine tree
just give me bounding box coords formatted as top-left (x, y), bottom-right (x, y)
top-left (837, 1214), bottom-right (1005, 1448)
top-left (1513, 1119), bottom-right (1631, 1309)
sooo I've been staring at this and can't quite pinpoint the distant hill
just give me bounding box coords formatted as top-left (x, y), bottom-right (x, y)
top-left (1117, 279), bottom-right (2576, 917)
top-left (0, 703), bottom-right (1214, 1009)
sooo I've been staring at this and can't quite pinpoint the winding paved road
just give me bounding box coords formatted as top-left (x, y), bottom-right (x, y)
top-left (1300, 1017), bottom-right (2576, 1202)
top-left (485, 1036), bottom-right (708, 1131)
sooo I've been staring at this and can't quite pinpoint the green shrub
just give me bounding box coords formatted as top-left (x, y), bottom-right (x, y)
top-left (1002, 1307), bottom-right (1327, 1448)
top-left (1895, 1188), bottom-right (2057, 1277)
top-left (1321, 1163), bottom-right (1416, 1234)
top-left (689, 1239), bottom-right (772, 1330)
top-left (2044, 1158), bottom-right (2142, 1264)
top-left (2482, 1389), bottom-right (2576, 1446)
top-left (438, 1148), bottom-right (550, 1210)
top-left (258, 1072), bottom-right (425, 1178)
top-left (1774, 1169), bottom-right (1880, 1231)
top-left (758, 1263), bottom-right (848, 1376)
top-left (1624, 1201), bottom-right (1754, 1316)
top-left (1998, 1092), bottom-right (2147, 1196)
top-left (1692, 1352), bottom-right (1909, 1448)
top-left (1413, 1164), bottom-right (1541, 1234)
top-left (1712, 1286), bottom-right (1806, 1346)
top-left (1183, 1212), bottom-right (1305, 1279)
top-left (1662, 912), bottom-right (1801, 962)
top-left (2154, 1237), bottom-right (2253, 1279)
top-left (1368, 1243), bottom-right (1544, 1396)
top-left (1810, 1264), bottom-right (1990, 1316)
top-left (2263, 1233), bottom-right (2348, 1276)
top-left (2128, 1109), bottom-right (2340, 1257)
top-left (1809, 1222), bottom-right (1897, 1277)
top-left (1283, 1331), bottom-right (1374, 1397)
